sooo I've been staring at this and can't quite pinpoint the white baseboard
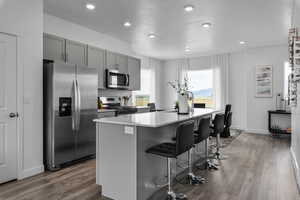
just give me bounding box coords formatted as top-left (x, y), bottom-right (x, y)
top-left (291, 148), bottom-right (300, 193)
top-left (18, 165), bottom-right (44, 180)
top-left (231, 126), bottom-right (244, 131)
top-left (245, 129), bottom-right (269, 135)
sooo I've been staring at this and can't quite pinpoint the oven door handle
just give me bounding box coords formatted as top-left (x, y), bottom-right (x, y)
top-left (126, 74), bottom-right (130, 86)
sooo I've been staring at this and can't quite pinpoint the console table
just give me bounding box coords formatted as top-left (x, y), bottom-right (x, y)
top-left (268, 110), bottom-right (291, 135)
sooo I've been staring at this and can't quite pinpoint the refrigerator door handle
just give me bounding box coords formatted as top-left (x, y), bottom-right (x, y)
top-left (76, 80), bottom-right (81, 131)
top-left (72, 80), bottom-right (77, 131)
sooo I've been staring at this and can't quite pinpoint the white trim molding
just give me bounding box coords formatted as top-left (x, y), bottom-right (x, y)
top-left (291, 147), bottom-right (300, 193)
top-left (245, 129), bottom-right (270, 135)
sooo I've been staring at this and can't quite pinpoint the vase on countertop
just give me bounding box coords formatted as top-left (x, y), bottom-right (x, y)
top-left (178, 93), bottom-right (189, 114)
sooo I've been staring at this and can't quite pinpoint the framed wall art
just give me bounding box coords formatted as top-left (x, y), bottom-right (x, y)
top-left (255, 65), bottom-right (273, 98)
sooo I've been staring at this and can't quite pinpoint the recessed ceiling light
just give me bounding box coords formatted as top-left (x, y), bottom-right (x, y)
top-left (185, 47), bottom-right (191, 52)
top-left (239, 41), bottom-right (246, 45)
top-left (148, 33), bottom-right (156, 39)
top-left (184, 5), bottom-right (194, 12)
top-left (123, 22), bottom-right (131, 27)
top-left (86, 3), bottom-right (95, 10)
top-left (202, 23), bottom-right (212, 28)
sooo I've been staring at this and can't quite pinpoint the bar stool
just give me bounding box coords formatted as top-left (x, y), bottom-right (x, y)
top-left (146, 121), bottom-right (195, 200)
top-left (194, 117), bottom-right (218, 170)
top-left (210, 113), bottom-right (225, 160)
top-left (222, 111), bottom-right (232, 138)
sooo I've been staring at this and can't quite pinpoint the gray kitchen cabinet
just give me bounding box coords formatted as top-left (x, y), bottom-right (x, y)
top-left (116, 54), bottom-right (128, 73)
top-left (106, 51), bottom-right (117, 70)
top-left (43, 34), bottom-right (66, 62)
top-left (87, 46), bottom-right (106, 89)
top-left (66, 40), bottom-right (87, 66)
top-left (128, 57), bottom-right (141, 91)
top-left (105, 51), bottom-right (128, 73)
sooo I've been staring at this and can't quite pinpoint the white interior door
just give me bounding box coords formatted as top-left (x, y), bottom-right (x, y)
top-left (0, 33), bottom-right (17, 183)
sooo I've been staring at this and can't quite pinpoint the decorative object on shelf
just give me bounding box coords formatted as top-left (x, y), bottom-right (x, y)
top-left (275, 93), bottom-right (284, 111)
top-left (168, 77), bottom-right (194, 114)
top-left (255, 65), bottom-right (273, 98)
top-left (289, 27), bottom-right (299, 107)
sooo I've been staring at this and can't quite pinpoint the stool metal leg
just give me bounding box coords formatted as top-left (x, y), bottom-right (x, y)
top-left (205, 138), bottom-right (218, 170)
top-left (215, 133), bottom-right (228, 160)
top-left (166, 158), bottom-right (187, 200)
top-left (187, 149), bottom-right (205, 184)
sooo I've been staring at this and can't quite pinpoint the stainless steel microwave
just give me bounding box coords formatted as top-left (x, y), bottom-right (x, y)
top-left (106, 69), bottom-right (130, 89)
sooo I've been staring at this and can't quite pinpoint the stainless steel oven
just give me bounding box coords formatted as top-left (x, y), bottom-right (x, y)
top-left (106, 69), bottom-right (129, 89)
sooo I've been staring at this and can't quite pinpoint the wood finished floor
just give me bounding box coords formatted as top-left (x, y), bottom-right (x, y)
top-left (0, 133), bottom-right (299, 200)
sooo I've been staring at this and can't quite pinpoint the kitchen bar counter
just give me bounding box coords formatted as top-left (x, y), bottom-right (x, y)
top-left (94, 108), bottom-right (215, 127)
top-left (95, 108), bottom-right (219, 200)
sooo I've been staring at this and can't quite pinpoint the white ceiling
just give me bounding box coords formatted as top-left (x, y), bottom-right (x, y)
top-left (44, 0), bottom-right (293, 60)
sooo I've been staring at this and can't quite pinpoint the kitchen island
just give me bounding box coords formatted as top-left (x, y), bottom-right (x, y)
top-left (94, 108), bottom-right (218, 200)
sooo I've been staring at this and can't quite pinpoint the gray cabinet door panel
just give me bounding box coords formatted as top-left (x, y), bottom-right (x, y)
top-left (128, 57), bottom-right (141, 90)
top-left (66, 40), bottom-right (87, 66)
top-left (106, 51), bottom-right (128, 73)
top-left (116, 54), bottom-right (128, 73)
top-left (106, 51), bottom-right (117, 70)
top-left (43, 34), bottom-right (66, 62)
top-left (88, 46), bottom-right (105, 89)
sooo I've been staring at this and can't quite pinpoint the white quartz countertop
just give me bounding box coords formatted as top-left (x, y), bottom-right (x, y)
top-left (93, 108), bottom-right (218, 128)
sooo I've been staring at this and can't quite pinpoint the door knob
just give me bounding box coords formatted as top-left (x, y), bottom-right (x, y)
top-left (9, 112), bottom-right (18, 118)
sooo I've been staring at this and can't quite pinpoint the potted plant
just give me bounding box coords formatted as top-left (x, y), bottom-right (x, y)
top-left (168, 77), bottom-right (193, 114)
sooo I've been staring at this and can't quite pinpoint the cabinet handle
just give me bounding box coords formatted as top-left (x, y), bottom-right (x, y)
top-left (66, 54), bottom-right (68, 62)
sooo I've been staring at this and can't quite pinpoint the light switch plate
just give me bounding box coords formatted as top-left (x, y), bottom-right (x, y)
top-left (124, 126), bottom-right (134, 135)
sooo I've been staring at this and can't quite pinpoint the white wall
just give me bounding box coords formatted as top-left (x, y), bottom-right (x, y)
top-left (229, 45), bottom-right (287, 133)
top-left (160, 60), bottom-right (181, 109)
top-left (0, 0), bottom-right (44, 178)
top-left (160, 45), bottom-right (287, 134)
top-left (44, 14), bottom-right (163, 107)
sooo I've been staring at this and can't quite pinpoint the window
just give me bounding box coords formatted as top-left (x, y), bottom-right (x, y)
top-left (284, 61), bottom-right (291, 98)
top-left (133, 68), bottom-right (154, 106)
top-left (188, 69), bottom-right (214, 108)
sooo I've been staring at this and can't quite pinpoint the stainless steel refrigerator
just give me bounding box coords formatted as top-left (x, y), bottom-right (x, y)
top-left (43, 60), bottom-right (98, 171)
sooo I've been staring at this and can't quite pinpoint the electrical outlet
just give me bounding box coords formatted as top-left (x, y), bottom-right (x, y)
top-left (124, 126), bottom-right (134, 135)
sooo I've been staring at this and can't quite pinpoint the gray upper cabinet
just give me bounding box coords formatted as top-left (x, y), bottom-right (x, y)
top-left (66, 40), bottom-right (87, 66)
top-left (105, 51), bottom-right (117, 70)
top-left (87, 46), bottom-right (106, 89)
top-left (105, 51), bottom-right (128, 73)
top-left (116, 54), bottom-right (128, 73)
top-left (43, 34), bottom-right (66, 62)
top-left (128, 57), bottom-right (141, 91)
top-left (44, 33), bottom-right (140, 91)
